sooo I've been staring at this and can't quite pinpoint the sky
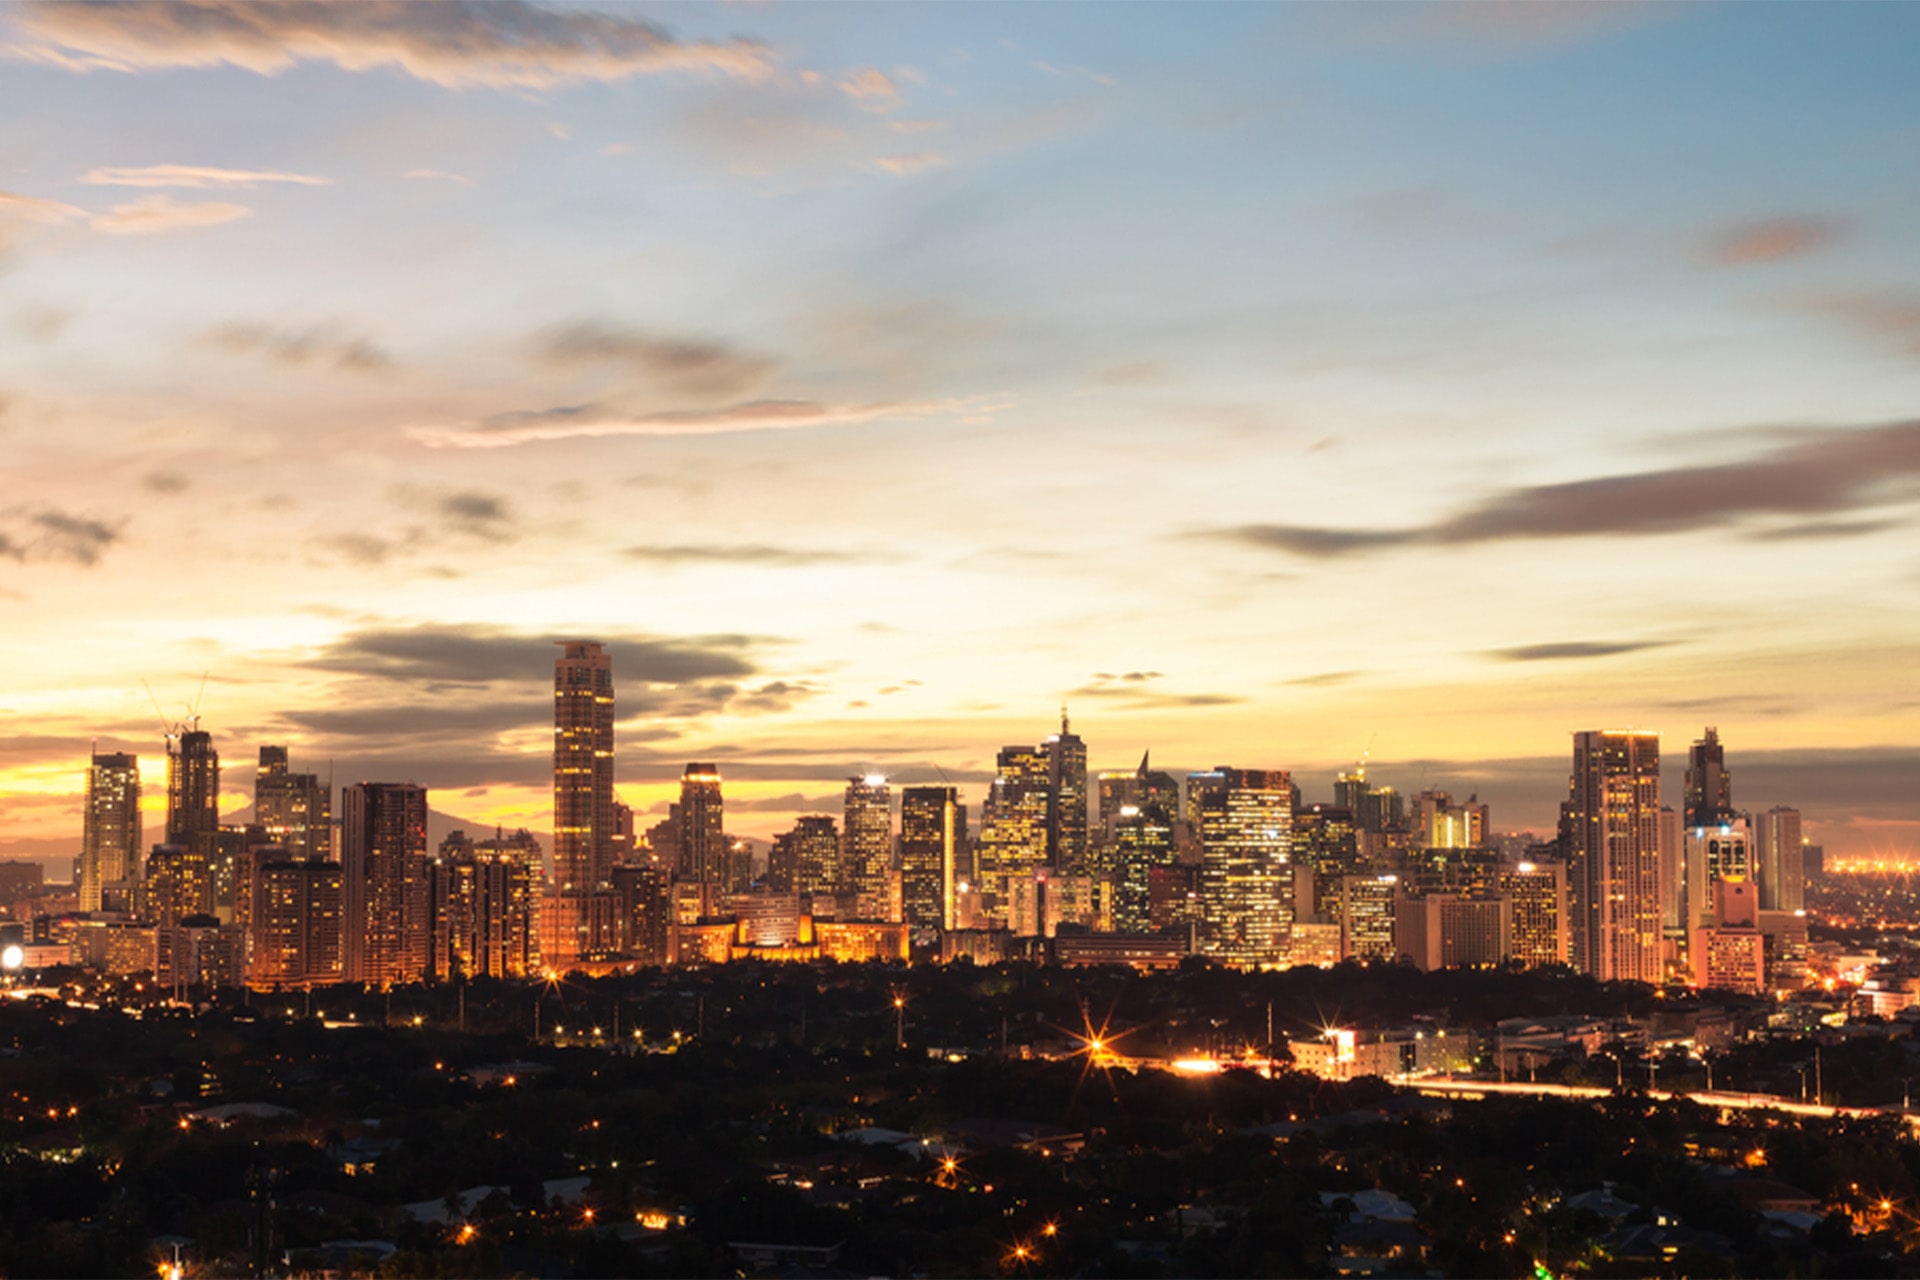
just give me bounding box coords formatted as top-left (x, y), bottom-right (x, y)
top-left (2, 0), bottom-right (1918, 870)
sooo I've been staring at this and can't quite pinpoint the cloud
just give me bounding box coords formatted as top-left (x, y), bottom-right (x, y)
top-left (1033, 60), bottom-right (1117, 87)
top-left (82, 163), bottom-right (329, 188)
top-left (0, 190), bottom-right (88, 223)
top-left (1745, 517), bottom-right (1901, 542)
top-left (1708, 216), bottom-right (1841, 266)
top-left (1070, 671), bottom-right (1241, 710)
top-left (839, 66), bottom-right (900, 111)
top-left (621, 543), bottom-right (881, 568)
top-left (873, 151), bottom-right (951, 176)
top-left (0, 508), bottom-right (122, 566)
top-left (90, 193), bottom-right (251, 234)
top-left (1804, 294), bottom-right (1920, 358)
top-left (1486, 640), bottom-right (1676, 662)
top-left (730, 680), bottom-right (819, 715)
top-left (538, 321), bottom-right (775, 399)
top-left (142, 470), bottom-right (190, 494)
top-left (435, 490), bottom-right (514, 540)
top-left (13, 0), bottom-right (775, 89)
top-left (306, 625), bottom-right (761, 686)
top-left (1280, 670), bottom-right (1364, 687)
top-left (213, 322), bottom-right (393, 372)
top-left (1204, 417), bottom-right (1920, 557)
top-left (410, 397), bottom-right (960, 447)
top-left (402, 168), bottom-right (472, 185)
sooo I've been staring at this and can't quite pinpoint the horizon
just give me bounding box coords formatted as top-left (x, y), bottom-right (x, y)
top-left (3, 1), bottom-right (1917, 870)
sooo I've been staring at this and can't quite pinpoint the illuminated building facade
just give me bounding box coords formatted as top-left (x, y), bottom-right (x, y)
top-left (1755, 806), bottom-right (1805, 912)
top-left (979, 746), bottom-right (1050, 919)
top-left (246, 856), bottom-right (344, 991)
top-left (1195, 767), bottom-right (1292, 967)
top-left (843, 775), bottom-right (895, 920)
top-left (431, 842), bottom-right (542, 979)
top-left (166, 728), bottom-right (221, 854)
top-left (254, 745), bottom-right (332, 861)
top-left (1411, 790), bottom-right (1488, 850)
top-left (81, 750), bottom-right (141, 913)
top-left (1397, 892), bottom-right (1509, 971)
top-left (900, 785), bottom-right (960, 929)
top-left (1341, 874), bottom-right (1398, 961)
top-left (679, 764), bottom-right (726, 889)
top-left (779, 815), bottom-right (840, 899)
top-left (1567, 730), bottom-right (1662, 984)
top-left (1501, 861), bottom-right (1569, 968)
top-left (1110, 802), bottom-right (1176, 933)
top-left (341, 781), bottom-right (429, 987)
top-left (553, 642), bottom-right (614, 891)
top-left (611, 863), bottom-right (670, 963)
top-left (1045, 712), bottom-right (1088, 872)
top-left (1693, 876), bottom-right (1765, 994)
top-left (1684, 822), bottom-right (1751, 936)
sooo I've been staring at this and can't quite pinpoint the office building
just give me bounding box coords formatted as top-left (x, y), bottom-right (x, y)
top-left (679, 764), bottom-right (726, 889)
top-left (1195, 768), bottom-right (1292, 967)
top-left (341, 782), bottom-right (429, 987)
top-left (166, 728), bottom-right (220, 854)
top-left (1754, 806), bottom-right (1805, 912)
top-left (247, 856), bottom-right (344, 991)
top-left (1340, 875), bottom-right (1398, 961)
top-left (1411, 790), bottom-right (1488, 850)
top-left (430, 837), bottom-right (542, 980)
top-left (1567, 731), bottom-right (1662, 983)
top-left (979, 745), bottom-right (1051, 916)
top-left (1396, 891), bottom-right (1509, 971)
top-left (1045, 711), bottom-right (1088, 872)
top-left (553, 642), bottom-right (615, 891)
top-left (254, 746), bottom-right (332, 861)
top-left (1111, 801), bottom-right (1177, 933)
top-left (843, 775), bottom-right (895, 920)
top-left (81, 750), bottom-right (141, 913)
top-left (1692, 876), bottom-right (1765, 994)
top-left (1501, 861), bottom-right (1569, 968)
top-left (777, 815), bottom-right (841, 899)
top-left (1684, 726), bottom-right (1735, 829)
top-left (900, 785), bottom-right (961, 930)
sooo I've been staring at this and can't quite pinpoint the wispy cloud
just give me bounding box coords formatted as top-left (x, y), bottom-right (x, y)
top-left (1803, 293), bottom-right (1920, 358)
top-left (411, 397), bottom-right (962, 448)
top-left (401, 168), bottom-right (472, 185)
top-left (1034, 60), bottom-right (1116, 87)
top-left (1204, 418), bottom-right (1920, 557)
top-left (0, 190), bottom-right (88, 223)
top-left (872, 152), bottom-right (951, 176)
top-left (91, 193), bottom-right (251, 234)
top-left (13, 0), bottom-right (775, 88)
top-left (1487, 640), bottom-right (1676, 662)
top-left (306, 625), bottom-right (763, 685)
top-left (0, 508), bottom-right (123, 567)
top-left (538, 321), bottom-right (775, 399)
top-left (622, 544), bottom-right (884, 568)
top-left (212, 322), bottom-right (393, 372)
top-left (1707, 215), bottom-right (1842, 266)
top-left (838, 66), bottom-right (901, 112)
top-left (82, 163), bottom-right (330, 188)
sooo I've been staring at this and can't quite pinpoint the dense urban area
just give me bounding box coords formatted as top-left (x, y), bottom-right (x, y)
top-left (3, 644), bottom-right (1915, 1277)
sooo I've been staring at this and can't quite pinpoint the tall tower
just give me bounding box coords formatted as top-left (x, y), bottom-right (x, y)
top-left (978, 745), bottom-right (1050, 918)
top-left (255, 745), bottom-right (332, 860)
top-left (1045, 710), bottom-right (1088, 872)
top-left (843, 775), bottom-right (895, 920)
top-left (900, 785), bottom-right (959, 930)
top-left (166, 728), bottom-right (220, 852)
top-left (1684, 727), bottom-right (1734, 829)
top-left (1755, 806), bottom-right (1805, 912)
top-left (553, 642), bottom-right (615, 891)
top-left (1567, 731), bottom-right (1662, 983)
top-left (341, 782), bottom-right (429, 987)
top-left (1195, 767), bottom-right (1293, 967)
top-left (678, 764), bottom-right (725, 888)
top-left (81, 750), bottom-right (141, 913)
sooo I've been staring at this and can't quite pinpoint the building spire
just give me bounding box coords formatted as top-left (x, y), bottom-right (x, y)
top-left (1061, 703), bottom-right (1070, 736)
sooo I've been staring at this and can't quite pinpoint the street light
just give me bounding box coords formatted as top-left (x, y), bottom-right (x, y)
top-left (893, 994), bottom-right (906, 1050)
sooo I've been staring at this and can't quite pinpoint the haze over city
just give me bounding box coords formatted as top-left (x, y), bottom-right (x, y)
top-left (3, 0), bottom-right (1919, 867)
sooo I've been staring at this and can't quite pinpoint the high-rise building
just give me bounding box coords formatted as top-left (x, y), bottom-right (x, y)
top-left (1340, 874), bottom-right (1398, 961)
top-left (1111, 802), bottom-right (1176, 933)
top-left (1692, 875), bottom-right (1765, 994)
top-left (1754, 806), bottom-right (1805, 913)
top-left (254, 746), bottom-right (332, 861)
top-left (1096, 767), bottom-right (1143, 843)
top-left (166, 728), bottom-right (220, 853)
top-left (553, 642), bottom-right (615, 891)
top-left (1396, 891), bottom-right (1509, 971)
top-left (1195, 768), bottom-right (1292, 967)
top-left (246, 856), bottom-right (344, 991)
top-left (81, 750), bottom-right (141, 913)
top-left (1501, 861), bottom-right (1569, 968)
top-left (842, 775), bottom-right (895, 920)
top-left (341, 782), bottom-right (429, 987)
top-left (430, 837), bottom-right (542, 980)
top-left (1567, 731), bottom-right (1662, 983)
top-left (1411, 790), bottom-right (1488, 850)
top-left (678, 764), bottom-right (726, 889)
top-left (1684, 726), bottom-right (1735, 829)
top-left (1186, 769), bottom-right (1228, 829)
top-left (979, 746), bottom-right (1051, 917)
top-left (1044, 711), bottom-right (1088, 872)
top-left (900, 785), bottom-right (960, 930)
top-left (779, 815), bottom-right (841, 899)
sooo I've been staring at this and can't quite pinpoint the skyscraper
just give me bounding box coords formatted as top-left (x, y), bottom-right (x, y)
top-left (553, 642), bottom-right (615, 892)
top-left (1754, 806), bottom-right (1805, 913)
top-left (678, 764), bottom-right (725, 888)
top-left (843, 775), bottom-right (895, 920)
top-left (166, 728), bottom-right (220, 853)
top-left (254, 745), bottom-right (332, 861)
top-left (779, 815), bottom-right (841, 899)
top-left (81, 750), bottom-right (141, 913)
top-left (1501, 861), bottom-right (1570, 968)
top-left (1110, 801), bottom-right (1176, 933)
top-left (247, 856), bottom-right (344, 991)
top-left (978, 745), bottom-right (1050, 918)
top-left (1567, 731), bottom-right (1662, 983)
top-left (1684, 727), bottom-right (1734, 829)
top-left (1045, 711), bottom-right (1088, 872)
top-left (1195, 767), bottom-right (1293, 967)
top-left (341, 782), bottom-right (429, 987)
top-left (900, 785), bottom-right (960, 929)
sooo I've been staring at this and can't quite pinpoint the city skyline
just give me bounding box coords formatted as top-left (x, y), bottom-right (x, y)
top-left (3, 1), bottom-right (1919, 868)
